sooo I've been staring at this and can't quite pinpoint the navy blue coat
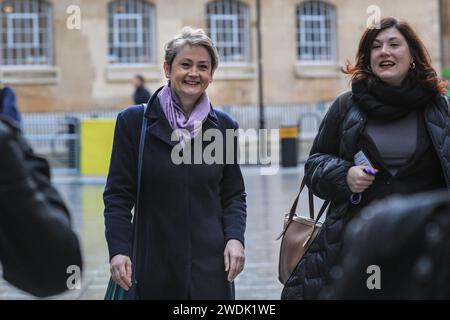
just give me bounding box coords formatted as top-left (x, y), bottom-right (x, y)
top-left (104, 88), bottom-right (247, 299)
top-left (0, 86), bottom-right (21, 124)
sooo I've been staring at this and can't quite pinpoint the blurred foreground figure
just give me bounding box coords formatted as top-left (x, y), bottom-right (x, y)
top-left (323, 191), bottom-right (450, 299)
top-left (0, 83), bottom-right (21, 125)
top-left (0, 116), bottom-right (82, 297)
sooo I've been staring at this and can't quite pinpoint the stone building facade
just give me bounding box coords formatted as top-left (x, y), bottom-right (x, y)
top-left (0, 0), bottom-right (445, 112)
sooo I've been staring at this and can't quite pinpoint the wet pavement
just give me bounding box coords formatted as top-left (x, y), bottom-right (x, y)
top-left (0, 166), bottom-right (324, 300)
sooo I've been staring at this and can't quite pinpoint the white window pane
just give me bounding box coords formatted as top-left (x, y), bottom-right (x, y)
top-left (297, 1), bottom-right (336, 62)
top-left (108, 0), bottom-right (155, 64)
top-left (0, 0), bottom-right (52, 65)
top-left (206, 0), bottom-right (249, 63)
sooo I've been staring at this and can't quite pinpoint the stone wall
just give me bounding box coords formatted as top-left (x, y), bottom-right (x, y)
top-left (1, 0), bottom-right (442, 112)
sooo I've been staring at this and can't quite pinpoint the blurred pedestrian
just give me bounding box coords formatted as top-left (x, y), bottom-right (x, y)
top-left (0, 80), bottom-right (21, 125)
top-left (132, 74), bottom-right (151, 105)
top-left (0, 115), bottom-right (82, 297)
top-left (324, 190), bottom-right (450, 299)
top-left (282, 17), bottom-right (450, 299)
top-left (104, 26), bottom-right (247, 299)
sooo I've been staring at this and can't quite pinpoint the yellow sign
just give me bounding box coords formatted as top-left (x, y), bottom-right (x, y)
top-left (279, 127), bottom-right (299, 139)
top-left (80, 119), bottom-right (116, 176)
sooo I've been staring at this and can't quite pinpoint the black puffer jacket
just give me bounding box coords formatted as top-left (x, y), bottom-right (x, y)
top-left (281, 93), bottom-right (450, 299)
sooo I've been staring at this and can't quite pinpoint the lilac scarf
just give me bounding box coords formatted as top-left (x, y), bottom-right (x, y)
top-left (158, 83), bottom-right (211, 145)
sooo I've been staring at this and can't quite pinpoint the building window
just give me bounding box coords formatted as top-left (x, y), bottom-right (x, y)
top-left (296, 1), bottom-right (336, 62)
top-left (108, 0), bottom-right (155, 64)
top-left (206, 0), bottom-right (250, 63)
top-left (0, 0), bottom-right (53, 66)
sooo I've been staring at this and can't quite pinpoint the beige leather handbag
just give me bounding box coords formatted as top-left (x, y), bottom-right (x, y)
top-left (277, 178), bottom-right (329, 284)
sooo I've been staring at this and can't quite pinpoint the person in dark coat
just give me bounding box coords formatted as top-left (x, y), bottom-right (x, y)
top-left (0, 116), bottom-right (82, 297)
top-left (0, 83), bottom-right (22, 125)
top-left (324, 190), bottom-right (450, 299)
top-left (132, 74), bottom-right (151, 105)
top-left (282, 17), bottom-right (450, 299)
top-left (104, 27), bottom-right (247, 300)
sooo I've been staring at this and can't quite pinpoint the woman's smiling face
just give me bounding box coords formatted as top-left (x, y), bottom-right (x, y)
top-left (370, 27), bottom-right (413, 86)
top-left (164, 44), bottom-right (213, 104)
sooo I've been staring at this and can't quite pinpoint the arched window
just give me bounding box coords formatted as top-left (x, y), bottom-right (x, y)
top-left (0, 0), bottom-right (53, 65)
top-left (296, 1), bottom-right (336, 62)
top-left (108, 0), bottom-right (155, 64)
top-left (206, 0), bottom-right (250, 63)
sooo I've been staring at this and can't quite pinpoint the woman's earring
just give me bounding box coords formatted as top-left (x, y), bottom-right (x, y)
top-left (410, 62), bottom-right (416, 70)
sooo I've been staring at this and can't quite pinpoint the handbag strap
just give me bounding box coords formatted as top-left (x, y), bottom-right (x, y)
top-left (308, 189), bottom-right (314, 219)
top-left (277, 176), bottom-right (330, 240)
top-left (288, 176), bottom-right (329, 221)
top-left (131, 103), bottom-right (147, 284)
top-left (287, 177), bottom-right (307, 221)
top-left (444, 95), bottom-right (450, 115)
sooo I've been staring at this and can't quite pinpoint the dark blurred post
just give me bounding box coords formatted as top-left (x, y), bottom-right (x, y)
top-left (256, 0), bottom-right (265, 130)
top-left (256, 0), bottom-right (266, 162)
top-left (66, 117), bottom-right (79, 171)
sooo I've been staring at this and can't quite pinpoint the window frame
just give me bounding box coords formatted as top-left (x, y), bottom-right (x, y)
top-left (107, 0), bottom-right (156, 65)
top-left (6, 12), bottom-right (40, 49)
top-left (112, 13), bottom-right (144, 48)
top-left (296, 1), bottom-right (337, 63)
top-left (0, 0), bottom-right (53, 66)
top-left (206, 0), bottom-right (250, 64)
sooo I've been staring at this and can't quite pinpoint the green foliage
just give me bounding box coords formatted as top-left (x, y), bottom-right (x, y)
top-left (443, 69), bottom-right (450, 78)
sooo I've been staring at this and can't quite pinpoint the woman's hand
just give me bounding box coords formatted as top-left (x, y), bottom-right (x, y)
top-left (224, 239), bottom-right (245, 282)
top-left (110, 254), bottom-right (132, 290)
top-left (346, 165), bottom-right (378, 193)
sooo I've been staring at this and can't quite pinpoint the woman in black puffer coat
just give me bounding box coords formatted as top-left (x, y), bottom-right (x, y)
top-left (282, 17), bottom-right (450, 300)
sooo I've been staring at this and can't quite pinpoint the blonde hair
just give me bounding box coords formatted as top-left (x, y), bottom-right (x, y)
top-left (164, 26), bottom-right (219, 73)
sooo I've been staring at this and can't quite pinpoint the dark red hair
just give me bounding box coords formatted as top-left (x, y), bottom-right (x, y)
top-left (342, 17), bottom-right (448, 94)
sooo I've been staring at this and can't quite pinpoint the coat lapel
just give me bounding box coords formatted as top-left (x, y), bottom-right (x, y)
top-left (145, 88), bottom-right (178, 148)
top-left (145, 88), bottom-right (221, 148)
top-left (202, 106), bottom-right (220, 132)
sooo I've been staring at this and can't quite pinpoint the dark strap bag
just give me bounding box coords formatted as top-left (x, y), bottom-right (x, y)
top-left (104, 103), bottom-right (147, 300)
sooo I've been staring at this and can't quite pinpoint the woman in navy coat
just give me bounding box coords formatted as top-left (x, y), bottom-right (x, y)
top-left (104, 27), bottom-right (247, 300)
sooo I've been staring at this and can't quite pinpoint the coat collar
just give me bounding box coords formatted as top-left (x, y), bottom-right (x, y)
top-left (144, 86), bottom-right (220, 147)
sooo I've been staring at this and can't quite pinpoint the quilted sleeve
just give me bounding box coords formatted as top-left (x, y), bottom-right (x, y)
top-left (304, 96), bottom-right (354, 201)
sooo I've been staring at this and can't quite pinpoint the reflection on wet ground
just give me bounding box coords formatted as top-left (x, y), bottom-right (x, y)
top-left (0, 166), bottom-right (324, 300)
